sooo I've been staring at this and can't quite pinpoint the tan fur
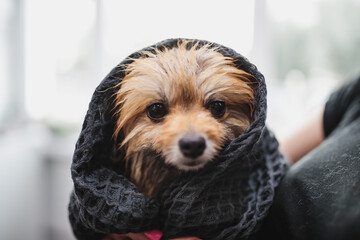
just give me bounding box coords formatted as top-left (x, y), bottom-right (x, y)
top-left (113, 41), bottom-right (255, 196)
top-left (153, 105), bottom-right (226, 162)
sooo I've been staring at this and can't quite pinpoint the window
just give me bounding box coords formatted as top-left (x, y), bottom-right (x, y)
top-left (20, 0), bottom-right (255, 125)
top-left (1, 1), bottom-right (360, 239)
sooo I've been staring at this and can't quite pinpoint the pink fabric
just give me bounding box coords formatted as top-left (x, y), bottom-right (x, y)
top-left (144, 231), bottom-right (203, 240)
top-left (144, 230), bottom-right (163, 240)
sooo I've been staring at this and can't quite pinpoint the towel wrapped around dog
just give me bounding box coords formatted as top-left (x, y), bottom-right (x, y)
top-left (68, 38), bottom-right (288, 240)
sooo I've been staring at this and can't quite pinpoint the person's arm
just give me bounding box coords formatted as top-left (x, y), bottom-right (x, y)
top-left (279, 108), bottom-right (325, 165)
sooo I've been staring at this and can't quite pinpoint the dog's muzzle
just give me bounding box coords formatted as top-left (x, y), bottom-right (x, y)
top-left (178, 135), bottom-right (206, 158)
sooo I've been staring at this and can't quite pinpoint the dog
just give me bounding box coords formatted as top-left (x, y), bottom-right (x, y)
top-left (113, 41), bottom-right (255, 197)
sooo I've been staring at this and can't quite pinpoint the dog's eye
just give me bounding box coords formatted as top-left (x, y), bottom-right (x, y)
top-left (208, 101), bottom-right (226, 118)
top-left (146, 103), bottom-right (168, 122)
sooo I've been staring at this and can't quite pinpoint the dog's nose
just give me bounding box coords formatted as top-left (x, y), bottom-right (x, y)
top-left (179, 136), bottom-right (206, 158)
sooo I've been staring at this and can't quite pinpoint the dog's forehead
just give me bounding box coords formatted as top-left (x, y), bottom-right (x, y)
top-left (122, 44), bottom-right (246, 106)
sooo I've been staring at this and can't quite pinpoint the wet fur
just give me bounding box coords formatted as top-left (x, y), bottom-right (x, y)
top-left (113, 41), bottom-right (255, 197)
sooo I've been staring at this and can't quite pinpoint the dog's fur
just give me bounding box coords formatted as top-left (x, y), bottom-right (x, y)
top-left (113, 41), bottom-right (255, 197)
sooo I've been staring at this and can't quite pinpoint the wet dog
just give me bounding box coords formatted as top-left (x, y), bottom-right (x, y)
top-left (113, 41), bottom-right (255, 196)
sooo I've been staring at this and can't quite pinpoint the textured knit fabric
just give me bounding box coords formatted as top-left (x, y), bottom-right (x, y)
top-left (68, 38), bottom-right (288, 240)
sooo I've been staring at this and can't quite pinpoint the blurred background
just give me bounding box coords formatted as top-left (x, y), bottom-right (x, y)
top-left (0, 0), bottom-right (359, 239)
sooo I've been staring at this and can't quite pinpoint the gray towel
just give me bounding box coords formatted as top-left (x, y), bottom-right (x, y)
top-left (68, 39), bottom-right (288, 240)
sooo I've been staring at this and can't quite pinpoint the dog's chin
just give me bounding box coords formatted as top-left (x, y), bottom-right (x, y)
top-left (169, 157), bottom-right (210, 171)
top-left (164, 139), bottom-right (219, 171)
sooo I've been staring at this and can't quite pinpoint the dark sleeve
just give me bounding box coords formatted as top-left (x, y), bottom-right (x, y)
top-left (323, 77), bottom-right (360, 137)
top-left (257, 77), bottom-right (360, 240)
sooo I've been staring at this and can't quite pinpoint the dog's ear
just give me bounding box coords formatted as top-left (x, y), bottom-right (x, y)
top-left (108, 82), bottom-right (126, 150)
top-left (238, 71), bottom-right (257, 121)
top-left (109, 104), bottom-right (128, 169)
top-left (112, 102), bottom-right (124, 149)
top-left (222, 68), bottom-right (256, 123)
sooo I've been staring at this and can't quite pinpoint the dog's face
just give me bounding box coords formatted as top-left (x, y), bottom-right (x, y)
top-left (114, 42), bottom-right (255, 172)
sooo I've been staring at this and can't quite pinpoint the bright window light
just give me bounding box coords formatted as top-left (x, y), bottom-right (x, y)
top-left (24, 0), bottom-right (96, 122)
top-left (23, 0), bottom-right (255, 124)
top-left (102, 0), bottom-right (255, 75)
